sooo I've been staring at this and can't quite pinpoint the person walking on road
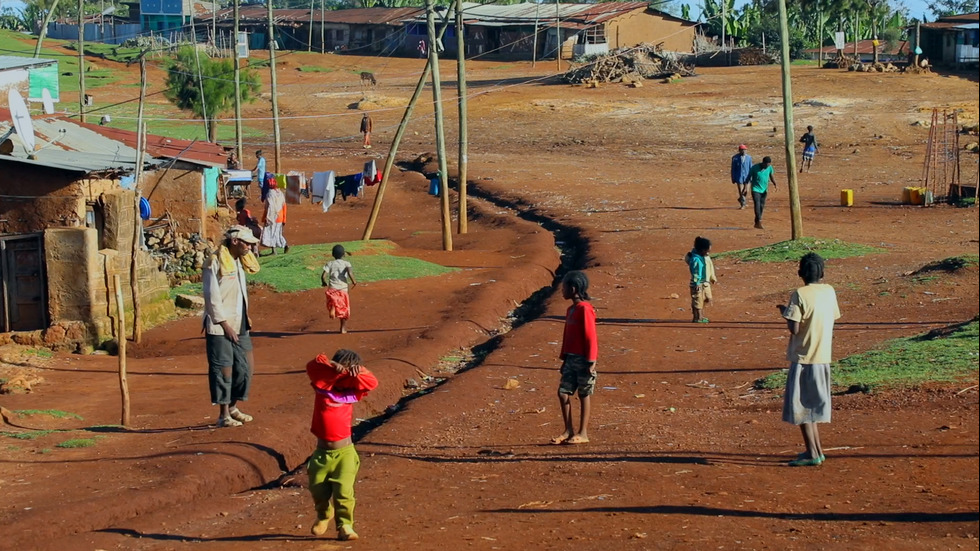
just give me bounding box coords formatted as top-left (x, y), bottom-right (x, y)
top-left (360, 114), bottom-right (373, 149)
top-left (731, 144), bottom-right (752, 209)
top-left (203, 226), bottom-right (261, 428)
top-left (749, 156), bottom-right (777, 229)
top-left (799, 125), bottom-right (818, 173)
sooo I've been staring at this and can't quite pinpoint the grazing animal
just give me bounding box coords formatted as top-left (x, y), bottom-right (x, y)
top-left (359, 71), bottom-right (377, 87)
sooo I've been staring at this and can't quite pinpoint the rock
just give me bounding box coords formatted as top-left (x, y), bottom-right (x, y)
top-left (404, 378), bottom-right (420, 389)
top-left (965, 142), bottom-right (979, 153)
top-left (911, 120), bottom-right (931, 128)
top-left (746, 121), bottom-right (757, 127)
top-left (630, 80), bottom-right (643, 88)
top-left (503, 378), bottom-right (520, 390)
top-left (43, 324), bottom-right (67, 344)
top-left (175, 294), bottom-right (205, 309)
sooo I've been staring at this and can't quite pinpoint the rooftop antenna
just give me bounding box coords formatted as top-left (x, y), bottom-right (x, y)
top-left (41, 88), bottom-right (56, 115)
top-left (7, 89), bottom-right (38, 159)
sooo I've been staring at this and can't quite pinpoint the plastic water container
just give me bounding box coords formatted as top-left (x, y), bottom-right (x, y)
top-left (428, 177), bottom-right (440, 196)
top-left (840, 189), bottom-right (853, 207)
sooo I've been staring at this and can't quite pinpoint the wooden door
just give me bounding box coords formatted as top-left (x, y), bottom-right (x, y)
top-left (0, 234), bottom-right (47, 332)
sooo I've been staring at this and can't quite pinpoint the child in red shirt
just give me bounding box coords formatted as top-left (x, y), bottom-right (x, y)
top-left (306, 349), bottom-right (378, 541)
top-left (551, 270), bottom-right (598, 445)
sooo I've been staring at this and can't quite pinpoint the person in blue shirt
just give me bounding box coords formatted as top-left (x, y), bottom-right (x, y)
top-left (252, 150), bottom-right (267, 200)
top-left (730, 144), bottom-right (752, 209)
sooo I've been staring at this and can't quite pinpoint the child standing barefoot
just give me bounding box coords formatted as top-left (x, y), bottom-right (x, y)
top-left (778, 253), bottom-right (840, 466)
top-left (322, 244), bottom-right (357, 334)
top-left (551, 270), bottom-right (598, 445)
top-left (306, 349), bottom-right (378, 540)
top-left (685, 236), bottom-right (717, 323)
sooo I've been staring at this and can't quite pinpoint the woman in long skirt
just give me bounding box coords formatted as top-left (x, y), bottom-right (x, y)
top-left (261, 179), bottom-right (289, 255)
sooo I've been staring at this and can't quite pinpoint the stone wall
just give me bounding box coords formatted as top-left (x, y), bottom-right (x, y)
top-left (0, 166), bottom-right (119, 234)
top-left (142, 162), bottom-right (209, 238)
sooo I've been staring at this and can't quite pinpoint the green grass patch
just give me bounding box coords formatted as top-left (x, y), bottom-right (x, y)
top-left (250, 240), bottom-right (456, 293)
top-left (56, 438), bottom-right (98, 448)
top-left (170, 281), bottom-right (203, 300)
top-left (715, 237), bottom-right (883, 263)
top-left (1, 430), bottom-right (59, 440)
top-left (13, 409), bottom-right (83, 420)
top-left (298, 65), bottom-right (335, 73)
top-left (23, 348), bottom-right (53, 359)
top-left (757, 320), bottom-right (979, 391)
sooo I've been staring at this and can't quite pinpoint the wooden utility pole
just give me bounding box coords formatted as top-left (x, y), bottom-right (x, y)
top-left (531, 3), bottom-right (539, 68)
top-left (426, 0), bottom-right (452, 251)
top-left (455, 0), bottom-right (468, 234)
top-left (320, 0), bottom-right (325, 54)
top-left (130, 57), bottom-right (148, 345)
top-left (363, 24), bottom-right (450, 241)
top-left (267, 0), bottom-right (283, 172)
top-left (233, 0), bottom-right (243, 163)
top-left (113, 274), bottom-right (131, 427)
top-left (555, 0), bottom-right (561, 72)
top-left (33, 0), bottom-right (61, 57)
top-left (308, 0), bottom-right (315, 52)
top-left (188, 10), bottom-right (210, 140)
top-left (776, 0), bottom-right (803, 239)
top-left (77, 0), bottom-right (86, 123)
top-left (914, 21), bottom-right (920, 67)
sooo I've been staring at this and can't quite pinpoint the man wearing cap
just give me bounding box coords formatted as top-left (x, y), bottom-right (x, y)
top-left (202, 226), bottom-right (261, 427)
top-left (731, 144), bottom-right (752, 209)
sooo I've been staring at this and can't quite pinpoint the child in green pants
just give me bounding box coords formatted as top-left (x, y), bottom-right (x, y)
top-left (306, 349), bottom-right (379, 540)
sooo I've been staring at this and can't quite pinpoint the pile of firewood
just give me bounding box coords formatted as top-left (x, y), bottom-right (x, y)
top-left (736, 48), bottom-right (776, 65)
top-left (564, 43), bottom-right (695, 84)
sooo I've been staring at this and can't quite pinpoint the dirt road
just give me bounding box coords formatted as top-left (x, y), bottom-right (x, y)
top-left (1, 50), bottom-right (977, 550)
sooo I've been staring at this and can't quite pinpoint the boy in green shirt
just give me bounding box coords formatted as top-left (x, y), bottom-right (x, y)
top-left (749, 156), bottom-right (777, 229)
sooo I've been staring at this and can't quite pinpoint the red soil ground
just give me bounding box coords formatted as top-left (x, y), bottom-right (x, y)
top-left (1, 45), bottom-right (978, 550)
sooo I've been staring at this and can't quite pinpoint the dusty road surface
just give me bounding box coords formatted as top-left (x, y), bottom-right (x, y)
top-left (1, 44), bottom-right (978, 551)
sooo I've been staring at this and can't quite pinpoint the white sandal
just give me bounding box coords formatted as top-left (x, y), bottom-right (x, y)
top-left (229, 408), bottom-right (253, 423)
top-left (217, 416), bottom-right (243, 427)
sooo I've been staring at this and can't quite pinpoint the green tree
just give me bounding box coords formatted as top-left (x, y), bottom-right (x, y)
top-left (165, 47), bottom-right (261, 143)
top-left (928, 0), bottom-right (979, 17)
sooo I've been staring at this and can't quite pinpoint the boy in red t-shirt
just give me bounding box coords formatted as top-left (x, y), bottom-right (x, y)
top-left (306, 349), bottom-right (378, 541)
top-left (551, 270), bottom-right (598, 445)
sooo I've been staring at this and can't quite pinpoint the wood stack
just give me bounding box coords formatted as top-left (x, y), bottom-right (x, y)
top-left (564, 43), bottom-right (695, 84)
top-left (736, 48), bottom-right (775, 65)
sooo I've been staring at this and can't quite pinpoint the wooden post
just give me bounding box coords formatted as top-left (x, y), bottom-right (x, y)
top-left (555, 0), bottom-right (561, 72)
top-left (308, 0), bottom-right (315, 52)
top-left (777, 0), bottom-right (803, 239)
top-left (532, 3), bottom-right (539, 68)
top-left (320, 0), bottom-right (325, 54)
top-left (77, 0), bottom-right (86, 123)
top-left (362, 23), bottom-right (451, 241)
top-left (189, 9), bottom-right (211, 141)
top-left (268, 0), bottom-right (283, 172)
top-left (113, 274), bottom-right (131, 427)
top-left (426, 0), bottom-right (452, 251)
top-left (33, 0), bottom-right (61, 57)
top-left (131, 57), bottom-right (148, 344)
top-left (914, 21), bottom-right (920, 67)
top-left (455, 0), bottom-right (468, 234)
top-left (233, 0), bottom-right (243, 163)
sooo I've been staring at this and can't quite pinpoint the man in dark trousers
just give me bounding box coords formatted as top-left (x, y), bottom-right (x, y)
top-left (748, 156), bottom-right (777, 229)
top-left (731, 144), bottom-right (752, 209)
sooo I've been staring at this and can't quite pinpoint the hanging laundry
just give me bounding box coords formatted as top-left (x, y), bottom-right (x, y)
top-left (310, 171), bottom-right (335, 203)
top-left (322, 172), bottom-right (336, 212)
top-left (363, 160), bottom-right (378, 186)
top-left (285, 171), bottom-right (304, 204)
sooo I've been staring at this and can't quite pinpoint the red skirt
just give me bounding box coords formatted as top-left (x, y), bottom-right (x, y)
top-left (324, 288), bottom-right (351, 319)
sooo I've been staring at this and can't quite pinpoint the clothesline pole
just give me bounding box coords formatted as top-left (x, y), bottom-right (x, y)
top-left (363, 20), bottom-right (452, 241)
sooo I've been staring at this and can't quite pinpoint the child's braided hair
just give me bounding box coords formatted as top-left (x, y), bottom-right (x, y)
top-left (332, 349), bottom-right (362, 369)
top-left (561, 270), bottom-right (591, 301)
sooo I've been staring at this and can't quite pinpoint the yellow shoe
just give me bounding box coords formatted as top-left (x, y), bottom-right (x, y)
top-left (311, 519), bottom-right (330, 536)
top-left (338, 525), bottom-right (359, 541)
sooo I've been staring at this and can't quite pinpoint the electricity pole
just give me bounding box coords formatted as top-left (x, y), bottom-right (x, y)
top-left (455, 0), bottom-right (468, 234)
top-left (267, 0), bottom-right (282, 172)
top-left (77, 0), bottom-right (86, 123)
top-left (233, 0), bottom-right (243, 163)
top-left (777, 0), bottom-right (803, 239)
top-left (426, 0), bottom-right (452, 251)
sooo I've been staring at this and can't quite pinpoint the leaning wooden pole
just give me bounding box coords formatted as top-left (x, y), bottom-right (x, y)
top-left (130, 57), bottom-right (149, 344)
top-left (233, 0), bottom-right (243, 162)
top-left (362, 23), bottom-right (451, 241)
top-left (455, 0), bottom-right (468, 234)
top-left (77, 0), bottom-right (86, 123)
top-left (113, 274), bottom-right (131, 427)
top-left (777, 0), bottom-right (803, 239)
top-left (426, 0), bottom-right (452, 251)
top-left (267, 0), bottom-right (283, 172)
top-left (33, 0), bottom-right (61, 57)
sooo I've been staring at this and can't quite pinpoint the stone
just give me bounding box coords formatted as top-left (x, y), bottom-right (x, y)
top-left (746, 121), bottom-right (757, 127)
top-left (964, 142), bottom-right (979, 153)
top-left (175, 294), bottom-right (205, 309)
top-left (43, 324), bottom-right (67, 344)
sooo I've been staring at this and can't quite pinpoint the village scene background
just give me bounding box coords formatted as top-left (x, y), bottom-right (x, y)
top-left (0, 0), bottom-right (978, 548)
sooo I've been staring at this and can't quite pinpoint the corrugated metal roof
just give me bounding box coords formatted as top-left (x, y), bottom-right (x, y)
top-left (937, 11), bottom-right (979, 22)
top-left (0, 145), bottom-right (144, 173)
top-left (72, 120), bottom-right (227, 166)
top-left (407, 3), bottom-right (693, 29)
top-left (33, 118), bottom-right (140, 161)
top-left (0, 56), bottom-right (57, 72)
top-left (921, 11), bottom-right (979, 29)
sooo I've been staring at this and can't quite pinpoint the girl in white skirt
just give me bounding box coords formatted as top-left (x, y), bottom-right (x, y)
top-left (778, 253), bottom-right (841, 466)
